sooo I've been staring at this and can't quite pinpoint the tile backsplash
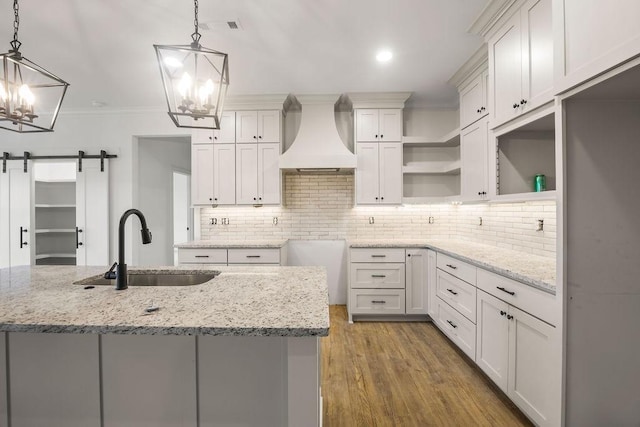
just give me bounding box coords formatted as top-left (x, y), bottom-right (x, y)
top-left (200, 174), bottom-right (556, 258)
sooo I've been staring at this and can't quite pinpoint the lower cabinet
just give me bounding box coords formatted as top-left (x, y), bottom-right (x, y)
top-left (348, 247), bottom-right (428, 321)
top-left (476, 289), bottom-right (558, 426)
top-left (177, 247), bottom-right (285, 266)
top-left (433, 296), bottom-right (476, 361)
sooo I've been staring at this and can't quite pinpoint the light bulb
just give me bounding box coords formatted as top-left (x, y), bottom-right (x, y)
top-left (177, 73), bottom-right (192, 98)
top-left (19, 84), bottom-right (35, 106)
top-left (198, 85), bottom-right (209, 104)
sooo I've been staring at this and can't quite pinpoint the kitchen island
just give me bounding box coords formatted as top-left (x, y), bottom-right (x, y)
top-left (0, 265), bottom-right (329, 427)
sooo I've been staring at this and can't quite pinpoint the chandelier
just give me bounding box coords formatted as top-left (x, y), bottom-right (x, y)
top-left (0, 0), bottom-right (69, 133)
top-left (154, 0), bottom-right (229, 130)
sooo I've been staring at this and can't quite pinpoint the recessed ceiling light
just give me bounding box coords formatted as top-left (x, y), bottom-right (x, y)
top-left (376, 50), bottom-right (393, 62)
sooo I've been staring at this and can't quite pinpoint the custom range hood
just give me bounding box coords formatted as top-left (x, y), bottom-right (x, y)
top-left (279, 94), bottom-right (356, 171)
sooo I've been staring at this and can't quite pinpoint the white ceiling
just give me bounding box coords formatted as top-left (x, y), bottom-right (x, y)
top-left (1, 0), bottom-right (489, 112)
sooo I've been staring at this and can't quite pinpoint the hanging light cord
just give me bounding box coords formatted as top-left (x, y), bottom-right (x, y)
top-left (190, 0), bottom-right (202, 48)
top-left (10, 0), bottom-right (21, 52)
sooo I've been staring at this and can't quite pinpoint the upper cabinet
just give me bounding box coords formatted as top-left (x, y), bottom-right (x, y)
top-left (356, 142), bottom-right (402, 205)
top-left (554, 0), bottom-right (640, 94)
top-left (460, 119), bottom-right (490, 201)
top-left (236, 110), bottom-right (281, 143)
top-left (488, 0), bottom-right (553, 128)
top-left (460, 69), bottom-right (489, 129)
top-left (355, 109), bottom-right (403, 142)
top-left (191, 112), bottom-right (236, 144)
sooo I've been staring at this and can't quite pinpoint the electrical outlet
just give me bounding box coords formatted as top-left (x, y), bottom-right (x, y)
top-left (537, 219), bottom-right (544, 232)
top-left (478, 217), bottom-right (483, 226)
top-left (273, 217), bottom-right (278, 226)
top-left (428, 216), bottom-right (435, 224)
top-left (221, 218), bottom-right (229, 225)
top-left (210, 218), bottom-right (217, 225)
top-left (368, 217), bottom-right (375, 225)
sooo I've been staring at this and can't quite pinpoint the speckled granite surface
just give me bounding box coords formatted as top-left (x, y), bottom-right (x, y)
top-left (350, 239), bottom-right (556, 294)
top-left (174, 240), bottom-right (288, 249)
top-left (0, 265), bottom-right (329, 337)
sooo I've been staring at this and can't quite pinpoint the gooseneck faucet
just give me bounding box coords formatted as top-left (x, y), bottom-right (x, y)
top-left (114, 209), bottom-right (152, 290)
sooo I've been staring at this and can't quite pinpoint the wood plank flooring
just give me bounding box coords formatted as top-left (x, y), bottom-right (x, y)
top-left (321, 306), bottom-right (532, 427)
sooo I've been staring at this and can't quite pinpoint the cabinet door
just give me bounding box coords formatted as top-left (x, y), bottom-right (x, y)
top-left (405, 249), bottom-right (428, 314)
top-left (76, 159), bottom-right (109, 266)
top-left (213, 111), bottom-right (236, 143)
top-left (0, 160), bottom-right (32, 267)
top-left (191, 144), bottom-right (214, 205)
top-left (508, 306), bottom-right (558, 426)
top-left (101, 335), bottom-right (197, 427)
top-left (236, 111), bottom-right (258, 143)
top-left (257, 110), bottom-right (281, 143)
top-left (378, 109), bottom-right (402, 141)
top-left (212, 145), bottom-right (236, 205)
top-left (257, 143), bottom-right (280, 204)
top-left (191, 128), bottom-right (214, 144)
top-left (490, 14), bottom-right (523, 123)
top-left (476, 290), bottom-right (509, 393)
top-left (235, 144), bottom-right (258, 204)
top-left (8, 333), bottom-right (101, 427)
top-left (461, 119), bottom-right (488, 200)
top-left (355, 109), bottom-right (379, 142)
top-left (355, 142), bottom-right (380, 204)
top-left (521, 0), bottom-right (553, 110)
top-left (460, 75), bottom-right (485, 129)
top-left (0, 333), bottom-right (5, 427)
top-left (378, 143), bottom-right (402, 204)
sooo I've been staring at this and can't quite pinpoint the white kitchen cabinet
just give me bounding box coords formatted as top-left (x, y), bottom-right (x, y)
top-left (405, 249), bottom-right (428, 315)
top-left (355, 142), bottom-right (402, 205)
top-left (0, 160), bottom-right (32, 268)
top-left (489, 0), bottom-right (552, 127)
top-left (75, 159), bottom-right (109, 266)
top-left (8, 333), bottom-right (101, 427)
top-left (191, 144), bottom-right (215, 205)
top-left (355, 109), bottom-right (402, 142)
top-left (436, 269), bottom-right (477, 323)
top-left (555, 0), bottom-right (640, 94)
top-left (177, 246), bottom-right (285, 266)
top-left (475, 289), bottom-right (558, 426)
top-left (476, 290), bottom-right (509, 392)
top-left (236, 143), bottom-right (281, 205)
top-left (213, 111), bottom-right (236, 143)
top-left (236, 110), bottom-right (281, 143)
top-left (350, 263), bottom-right (406, 289)
top-left (426, 250), bottom-right (437, 318)
top-left (101, 335), bottom-right (197, 427)
top-left (433, 296), bottom-right (476, 361)
top-left (460, 118), bottom-right (489, 200)
top-left (191, 128), bottom-right (214, 144)
top-left (460, 70), bottom-right (488, 129)
top-left (212, 144), bottom-right (236, 205)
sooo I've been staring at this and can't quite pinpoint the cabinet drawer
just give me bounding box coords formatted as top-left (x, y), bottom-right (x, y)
top-left (434, 297), bottom-right (476, 361)
top-left (477, 269), bottom-right (557, 326)
top-left (436, 253), bottom-right (477, 285)
top-left (349, 289), bottom-right (405, 315)
top-left (436, 269), bottom-right (477, 323)
top-left (227, 248), bottom-right (280, 264)
top-left (350, 248), bottom-right (406, 263)
top-left (350, 263), bottom-right (405, 289)
top-left (178, 249), bottom-right (227, 264)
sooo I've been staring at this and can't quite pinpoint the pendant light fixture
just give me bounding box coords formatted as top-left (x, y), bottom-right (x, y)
top-left (154, 0), bottom-right (229, 130)
top-left (0, 0), bottom-right (69, 133)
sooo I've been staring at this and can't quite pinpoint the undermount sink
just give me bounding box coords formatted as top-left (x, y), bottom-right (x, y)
top-left (76, 271), bottom-right (220, 287)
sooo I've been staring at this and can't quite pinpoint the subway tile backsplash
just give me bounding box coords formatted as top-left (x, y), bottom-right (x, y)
top-left (200, 174), bottom-right (556, 258)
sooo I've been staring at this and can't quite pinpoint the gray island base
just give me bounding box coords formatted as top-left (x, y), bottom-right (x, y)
top-left (0, 265), bottom-right (329, 427)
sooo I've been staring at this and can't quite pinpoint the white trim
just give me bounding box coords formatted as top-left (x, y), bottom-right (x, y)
top-left (448, 46), bottom-right (489, 88)
top-left (347, 92), bottom-right (412, 109)
top-left (468, 0), bottom-right (521, 37)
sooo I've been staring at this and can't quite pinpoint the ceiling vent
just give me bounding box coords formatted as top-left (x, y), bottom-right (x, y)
top-left (199, 20), bottom-right (243, 31)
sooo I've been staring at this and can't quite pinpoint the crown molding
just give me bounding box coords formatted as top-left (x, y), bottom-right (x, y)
top-left (347, 92), bottom-right (412, 109)
top-left (448, 45), bottom-right (489, 88)
top-left (468, 0), bottom-right (519, 38)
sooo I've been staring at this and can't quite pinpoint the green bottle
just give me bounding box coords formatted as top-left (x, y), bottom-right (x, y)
top-left (534, 174), bottom-right (546, 192)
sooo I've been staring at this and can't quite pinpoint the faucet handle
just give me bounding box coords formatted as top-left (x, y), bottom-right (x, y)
top-left (104, 262), bottom-right (118, 279)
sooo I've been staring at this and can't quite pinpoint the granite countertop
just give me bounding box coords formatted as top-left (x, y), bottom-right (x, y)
top-left (350, 239), bottom-right (556, 294)
top-left (0, 265), bottom-right (329, 337)
top-left (174, 240), bottom-right (288, 249)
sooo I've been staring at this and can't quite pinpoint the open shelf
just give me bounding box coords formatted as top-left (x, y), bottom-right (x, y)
top-left (403, 159), bottom-right (461, 175)
top-left (35, 253), bottom-right (77, 260)
top-left (35, 204), bottom-right (76, 208)
top-left (401, 128), bottom-right (460, 147)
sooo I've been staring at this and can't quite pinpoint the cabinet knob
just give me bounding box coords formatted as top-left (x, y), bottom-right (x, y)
top-left (375, 134), bottom-right (378, 139)
top-left (513, 103), bottom-right (519, 109)
top-left (500, 310), bottom-right (506, 316)
top-left (481, 106), bottom-right (486, 111)
top-left (380, 197), bottom-right (384, 200)
top-left (407, 254), bottom-right (411, 257)
top-left (507, 314), bottom-right (514, 320)
top-left (258, 135), bottom-right (262, 139)
top-left (520, 99), bottom-right (527, 105)
top-left (253, 136), bottom-right (257, 139)
top-left (380, 134), bottom-right (384, 139)
top-left (209, 198), bottom-right (213, 201)
top-left (214, 198), bottom-right (218, 201)
top-left (477, 108), bottom-right (481, 113)
top-left (213, 136), bottom-right (217, 140)
top-left (253, 197), bottom-right (257, 201)
top-left (259, 197), bottom-right (262, 201)
top-left (375, 197), bottom-right (379, 200)
top-left (478, 191), bottom-right (481, 195)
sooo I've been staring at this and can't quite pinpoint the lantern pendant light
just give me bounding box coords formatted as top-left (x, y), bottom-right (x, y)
top-left (0, 0), bottom-right (69, 133)
top-left (154, 0), bottom-right (229, 130)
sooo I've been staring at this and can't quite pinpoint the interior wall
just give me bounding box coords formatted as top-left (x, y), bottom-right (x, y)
top-left (136, 137), bottom-right (191, 266)
top-left (564, 99), bottom-right (640, 424)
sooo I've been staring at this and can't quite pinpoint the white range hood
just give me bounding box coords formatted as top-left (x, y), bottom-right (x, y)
top-left (279, 94), bottom-right (356, 171)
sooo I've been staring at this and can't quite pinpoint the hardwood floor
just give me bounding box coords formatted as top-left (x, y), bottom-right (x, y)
top-left (321, 306), bottom-right (532, 427)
